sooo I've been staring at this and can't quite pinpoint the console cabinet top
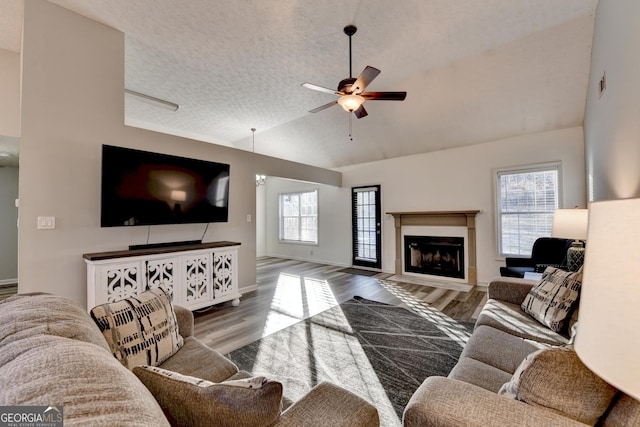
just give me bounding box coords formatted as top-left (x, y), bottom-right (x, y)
top-left (83, 241), bottom-right (241, 261)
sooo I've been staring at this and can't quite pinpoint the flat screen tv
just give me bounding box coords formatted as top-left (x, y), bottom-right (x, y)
top-left (101, 145), bottom-right (230, 227)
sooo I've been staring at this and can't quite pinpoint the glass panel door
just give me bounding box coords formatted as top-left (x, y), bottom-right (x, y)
top-left (352, 185), bottom-right (381, 269)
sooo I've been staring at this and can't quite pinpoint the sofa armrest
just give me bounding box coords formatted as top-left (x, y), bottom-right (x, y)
top-left (487, 277), bottom-right (537, 305)
top-left (274, 382), bottom-right (379, 427)
top-left (173, 305), bottom-right (194, 338)
top-left (403, 377), bottom-right (586, 427)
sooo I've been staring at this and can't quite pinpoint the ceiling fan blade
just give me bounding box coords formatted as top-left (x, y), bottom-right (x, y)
top-left (309, 100), bottom-right (338, 113)
top-left (301, 83), bottom-right (342, 96)
top-left (353, 104), bottom-right (368, 119)
top-left (350, 66), bottom-right (381, 94)
top-left (361, 91), bottom-right (407, 101)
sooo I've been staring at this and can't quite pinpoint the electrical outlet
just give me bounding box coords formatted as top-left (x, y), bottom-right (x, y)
top-left (37, 216), bottom-right (56, 229)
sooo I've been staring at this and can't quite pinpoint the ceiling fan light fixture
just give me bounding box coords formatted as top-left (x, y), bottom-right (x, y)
top-left (338, 94), bottom-right (364, 112)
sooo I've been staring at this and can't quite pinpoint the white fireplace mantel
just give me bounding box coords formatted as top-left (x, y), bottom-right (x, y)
top-left (387, 210), bottom-right (481, 285)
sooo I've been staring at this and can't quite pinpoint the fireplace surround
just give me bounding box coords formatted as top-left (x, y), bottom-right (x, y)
top-left (388, 210), bottom-right (480, 285)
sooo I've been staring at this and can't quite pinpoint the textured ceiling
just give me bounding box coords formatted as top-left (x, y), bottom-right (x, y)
top-left (0, 0), bottom-right (598, 169)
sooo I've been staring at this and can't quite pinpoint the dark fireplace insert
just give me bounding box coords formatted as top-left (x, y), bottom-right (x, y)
top-left (404, 235), bottom-right (464, 279)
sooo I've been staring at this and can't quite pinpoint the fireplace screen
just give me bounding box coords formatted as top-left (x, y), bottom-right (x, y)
top-left (404, 235), bottom-right (464, 279)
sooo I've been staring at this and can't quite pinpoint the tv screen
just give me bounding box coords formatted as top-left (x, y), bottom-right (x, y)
top-left (101, 145), bottom-right (230, 227)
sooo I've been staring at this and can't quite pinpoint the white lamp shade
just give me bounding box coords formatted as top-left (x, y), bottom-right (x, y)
top-left (551, 209), bottom-right (588, 240)
top-left (574, 198), bottom-right (640, 400)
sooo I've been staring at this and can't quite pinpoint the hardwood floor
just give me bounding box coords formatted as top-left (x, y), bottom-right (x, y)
top-left (194, 257), bottom-right (487, 354)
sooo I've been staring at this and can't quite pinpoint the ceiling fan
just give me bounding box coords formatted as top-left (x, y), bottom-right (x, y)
top-left (302, 25), bottom-right (407, 119)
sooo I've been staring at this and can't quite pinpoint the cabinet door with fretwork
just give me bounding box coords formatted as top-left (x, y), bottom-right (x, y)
top-left (144, 257), bottom-right (177, 302)
top-left (180, 253), bottom-right (211, 309)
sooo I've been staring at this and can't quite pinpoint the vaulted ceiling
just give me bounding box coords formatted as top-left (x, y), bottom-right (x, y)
top-left (0, 0), bottom-right (598, 169)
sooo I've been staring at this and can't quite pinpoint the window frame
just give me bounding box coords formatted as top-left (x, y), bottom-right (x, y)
top-left (494, 162), bottom-right (563, 258)
top-left (278, 189), bottom-right (319, 245)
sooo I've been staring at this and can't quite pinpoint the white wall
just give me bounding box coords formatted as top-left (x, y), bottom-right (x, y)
top-left (0, 167), bottom-right (18, 282)
top-left (264, 177), bottom-right (350, 266)
top-left (259, 127), bottom-right (585, 282)
top-left (18, 1), bottom-right (340, 307)
top-left (0, 48), bottom-right (20, 138)
top-left (584, 0), bottom-right (640, 202)
top-left (338, 127), bottom-right (586, 284)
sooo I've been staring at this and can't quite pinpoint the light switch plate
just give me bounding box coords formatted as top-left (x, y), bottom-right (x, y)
top-left (37, 216), bottom-right (56, 229)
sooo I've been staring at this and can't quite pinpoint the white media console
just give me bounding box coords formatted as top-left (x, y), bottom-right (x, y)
top-left (84, 241), bottom-right (241, 311)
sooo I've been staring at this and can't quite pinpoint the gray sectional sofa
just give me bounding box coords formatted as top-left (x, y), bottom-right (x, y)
top-left (403, 276), bottom-right (640, 426)
top-left (0, 293), bottom-right (379, 426)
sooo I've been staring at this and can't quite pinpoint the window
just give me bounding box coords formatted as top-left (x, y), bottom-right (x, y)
top-left (496, 163), bottom-right (561, 257)
top-left (279, 190), bottom-right (318, 244)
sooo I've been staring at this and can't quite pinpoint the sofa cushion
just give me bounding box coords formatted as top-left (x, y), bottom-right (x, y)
top-left (448, 356), bottom-right (513, 393)
top-left (498, 346), bottom-right (617, 425)
top-left (158, 336), bottom-right (238, 382)
top-left (460, 325), bottom-right (545, 375)
top-left (90, 287), bottom-right (183, 369)
top-left (476, 299), bottom-right (569, 346)
top-left (0, 293), bottom-right (110, 353)
top-left (0, 332), bottom-right (169, 426)
top-left (601, 393), bottom-right (640, 427)
top-left (521, 267), bottom-right (582, 333)
top-left (133, 365), bottom-right (282, 427)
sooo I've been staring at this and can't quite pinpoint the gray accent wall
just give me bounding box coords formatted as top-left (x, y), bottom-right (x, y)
top-left (0, 166), bottom-right (18, 282)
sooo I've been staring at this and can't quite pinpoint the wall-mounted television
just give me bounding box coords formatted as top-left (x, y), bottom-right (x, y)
top-left (101, 145), bottom-right (230, 227)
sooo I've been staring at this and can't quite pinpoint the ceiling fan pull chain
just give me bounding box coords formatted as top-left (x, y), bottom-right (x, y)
top-left (349, 114), bottom-right (354, 142)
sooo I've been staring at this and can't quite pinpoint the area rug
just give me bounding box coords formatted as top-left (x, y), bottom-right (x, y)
top-left (337, 267), bottom-right (378, 276)
top-left (226, 296), bottom-right (473, 427)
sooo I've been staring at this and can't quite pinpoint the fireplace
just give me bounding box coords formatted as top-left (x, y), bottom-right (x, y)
top-left (388, 210), bottom-right (479, 285)
top-left (404, 235), bottom-right (465, 279)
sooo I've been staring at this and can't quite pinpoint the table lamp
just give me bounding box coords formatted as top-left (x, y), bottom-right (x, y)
top-left (574, 198), bottom-right (640, 400)
top-left (551, 208), bottom-right (588, 271)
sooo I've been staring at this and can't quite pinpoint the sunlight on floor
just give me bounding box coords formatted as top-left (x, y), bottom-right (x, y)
top-left (261, 273), bottom-right (341, 337)
top-left (378, 279), bottom-right (472, 347)
top-left (254, 274), bottom-right (402, 426)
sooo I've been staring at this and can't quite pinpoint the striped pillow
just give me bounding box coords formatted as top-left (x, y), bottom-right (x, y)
top-left (521, 267), bottom-right (582, 333)
top-left (90, 287), bottom-right (183, 369)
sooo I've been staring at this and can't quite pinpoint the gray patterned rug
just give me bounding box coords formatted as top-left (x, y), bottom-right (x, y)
top-left (227, 296), bottom-right (473, 427)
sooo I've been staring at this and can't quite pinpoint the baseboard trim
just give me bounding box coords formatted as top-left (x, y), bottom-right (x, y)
top-left (264, 254), bottom-right (350, 268)
top-left (239, 284), bottom-right (258, 294)
top-left (0, 278), bottom-right (18, 286)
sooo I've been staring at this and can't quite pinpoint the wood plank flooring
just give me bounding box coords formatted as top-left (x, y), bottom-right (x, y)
top-left (194, 257), bottom-right (487, 354)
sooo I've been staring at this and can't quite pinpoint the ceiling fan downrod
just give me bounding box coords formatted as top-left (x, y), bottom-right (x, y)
top-left (344, 25), bottom-right (357, 79)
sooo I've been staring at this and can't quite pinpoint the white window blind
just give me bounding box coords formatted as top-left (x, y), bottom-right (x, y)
top-left (279, 190), bottom-right (318, 244)
top-left (496, 164), bottom-right (560, 257)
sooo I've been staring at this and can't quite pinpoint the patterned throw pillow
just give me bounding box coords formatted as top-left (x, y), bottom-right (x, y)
top-left (521, 267), bottom-right (582, 333)
top-left (90, 287), bottom-right (183, 369)
top-left (498, 346), bottom-right (617, 425)
top-left (133, 365), bottom-right (283, 427)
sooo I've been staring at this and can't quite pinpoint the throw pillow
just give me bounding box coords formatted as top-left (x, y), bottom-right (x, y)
top-left (498, 346), bottom-right (617, 425)
top-left (133, 365), bottom-right (283, 427)
top-left (90, 287), bottom-right (183, 369)
top-left (521, 267), bottom-right (582, 333)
